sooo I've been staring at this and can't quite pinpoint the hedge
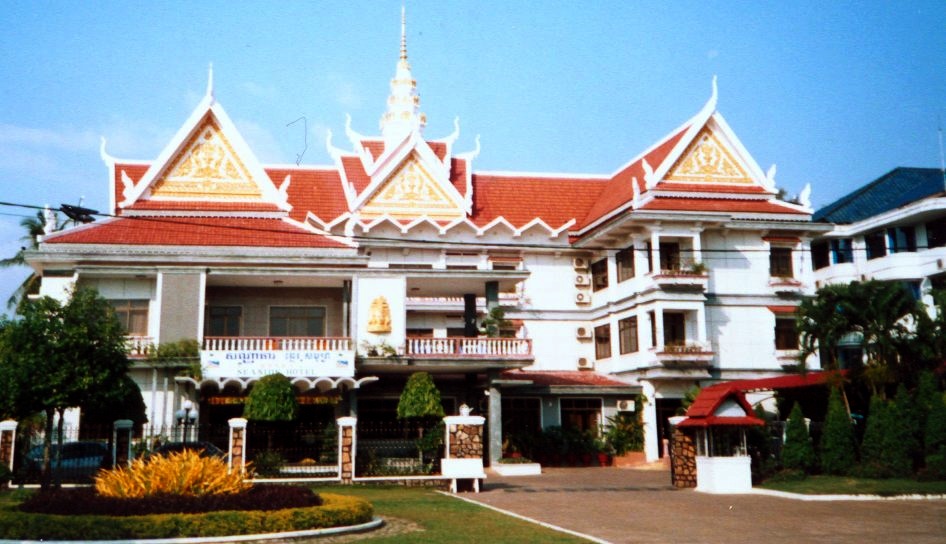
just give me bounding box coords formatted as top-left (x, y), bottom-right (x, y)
top-left (0, 492), bottom-right (372, 540)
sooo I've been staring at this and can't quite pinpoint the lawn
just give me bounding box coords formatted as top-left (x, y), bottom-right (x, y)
top-left (760, 475), bottom-right (946, 496)
top-left (314, 485), bottom-right (591, 543)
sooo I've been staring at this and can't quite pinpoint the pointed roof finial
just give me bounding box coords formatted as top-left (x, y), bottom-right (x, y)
top-left (400, 5), bottom-right (408, 61)
top-left (206, 62), bottom-right (215, 102)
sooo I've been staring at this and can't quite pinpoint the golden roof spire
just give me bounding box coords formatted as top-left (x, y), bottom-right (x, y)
top-left (380, 6), bottom-right (426, 144)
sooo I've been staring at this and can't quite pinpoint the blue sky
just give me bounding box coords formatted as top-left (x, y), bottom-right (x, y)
top-left (1, 1), bottom-right (945, 311)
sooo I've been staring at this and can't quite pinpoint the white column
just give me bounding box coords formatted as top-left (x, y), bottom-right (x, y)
top-left (641, 381), bottom-right (659, 462)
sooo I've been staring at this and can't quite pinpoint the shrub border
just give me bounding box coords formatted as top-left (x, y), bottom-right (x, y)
top-left (0, 493), bottom-right (374, 541)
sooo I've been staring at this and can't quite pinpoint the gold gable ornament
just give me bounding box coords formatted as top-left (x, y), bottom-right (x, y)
top-left (359, 158), bottom-right (463, 220)
top-left (151, 116), bottom-right (261, 199)
top-left (367, 296), bottom-right (392, 333)
top-left (666, 127), bottom-right (752, 184)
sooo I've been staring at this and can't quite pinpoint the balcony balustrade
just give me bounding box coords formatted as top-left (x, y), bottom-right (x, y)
top-left (203, 336), bottom-right (353, 351)
top-left (651, 270), bottom-right (709, 291)
top-left (656, 341), bottom-right (714, 366)
top-left (405, 337), bottom-right (533, 359)
top-left (125, 336), bottom-right (154, 358)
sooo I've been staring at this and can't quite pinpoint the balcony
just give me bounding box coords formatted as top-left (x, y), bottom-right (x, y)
top-left (125, 336), bottom-right (154, 359)
top-left (203, 336), bottom-right (353, 351)
top-left (405, 337), bottom-right (533, 359)
top-left (776, 349), bottom-right (803, 369)
top-left (651, 269), bottom-right (708, 291)
top-left (656, 341), bottom-right (714, 367)
top-left (769, 277), bottom-right (803, 295)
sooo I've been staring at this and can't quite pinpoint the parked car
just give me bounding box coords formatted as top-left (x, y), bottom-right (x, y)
top-left (150, 441), bottom-right (227, 459)
top-left (24, 441), bottom-right (111, 483)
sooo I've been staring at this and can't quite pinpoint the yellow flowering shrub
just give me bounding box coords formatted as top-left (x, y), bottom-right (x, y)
top-left (95, 450), bottom-right (251, 498)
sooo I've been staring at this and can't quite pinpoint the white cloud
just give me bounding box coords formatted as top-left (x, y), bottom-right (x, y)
top-left (241, 81), bottom-right (279, 100)
top-left (0, 123), bottom-right (98, 151)
top-left (234, 118), bottom-right (287, 164)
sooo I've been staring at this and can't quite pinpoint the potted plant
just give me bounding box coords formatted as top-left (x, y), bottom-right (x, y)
top-left (606, 412), bottom-right (646, 467)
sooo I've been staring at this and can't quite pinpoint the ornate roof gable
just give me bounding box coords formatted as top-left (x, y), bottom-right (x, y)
top-left (118, 68), bottom-right (290, 212)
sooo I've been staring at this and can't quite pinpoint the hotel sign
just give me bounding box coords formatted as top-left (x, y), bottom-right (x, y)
top-left (201, 349), bottom-right (355, 379)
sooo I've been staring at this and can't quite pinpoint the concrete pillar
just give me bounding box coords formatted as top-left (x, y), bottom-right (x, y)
top-left (641, 381), bottom-right (659, 462)
top-left (112, 419), bottom-right (133, 468)
top-left (0, 420), bottom-right (17, 487)
top-left (228, 418), bottom-right (248, 474)
top-left (337, 417), bottom-right (356, 483)
top-left (463, 294), bottom-right (478, 337)
top-left (487, 374), bottom-right (502, 466)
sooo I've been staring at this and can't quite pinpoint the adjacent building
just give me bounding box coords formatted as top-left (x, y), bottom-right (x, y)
top-left (26, 16), bottom-right (827, 463)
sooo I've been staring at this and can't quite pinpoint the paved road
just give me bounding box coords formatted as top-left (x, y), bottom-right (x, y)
top-left (466, 467), bottom-right (946, 544)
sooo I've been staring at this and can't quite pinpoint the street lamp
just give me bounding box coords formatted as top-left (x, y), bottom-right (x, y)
top-left (175, 400), bottom-right (198, 444)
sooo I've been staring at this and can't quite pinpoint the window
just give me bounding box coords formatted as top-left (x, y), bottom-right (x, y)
top-left (206, 306), bottom-right (241, 337)
top-left (110, 299), bottom-right (149, 335)
top-left (774, 317), bottom-right (799, 350)
top-left (502, 397), bottom-right (541, 438)
top-left (591, 258), bottom-right (609, 291)
top-left (269, 306), bottom-right (326, 337)
top-left (618, 316), bottom-right (639, 354)
top-left (663, 312), bottom-right (686, 346)
top-left (616, 246), bottom-right (635, 282)
top-left (865, 231), bottom-right (887, 260)
top-left (594, 324), bottom-right (611, 360)
top-left (645, 241), bottom-right (654, 273)
top-left (830, 239), bottom-right (854, 264)
top-left (769, 247), bottom-right (793, 277)
top-left (927, 218), bottom-right (946, 249)
top-left (648, 310), bottom-right (657, 348)
top-left (812, 241), bottom-right (830, 270)
top-left (659, 242), bottom-right (681, 271)
top-left (887, 226), bottom-right (916, 253)
top-left (560, 398), bottom-right (602, 433)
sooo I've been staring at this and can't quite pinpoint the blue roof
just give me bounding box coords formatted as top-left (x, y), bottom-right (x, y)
top-left (813, 167), bottom-right (945, 224)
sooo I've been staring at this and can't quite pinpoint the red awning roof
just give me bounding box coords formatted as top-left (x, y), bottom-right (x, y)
top-left (500, 369), bottom-right (631, 388)
top-left (677, 416), bottom-right (764, 428)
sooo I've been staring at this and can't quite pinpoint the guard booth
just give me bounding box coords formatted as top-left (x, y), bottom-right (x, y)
top-left (674, 385), bottom-right (763, 494)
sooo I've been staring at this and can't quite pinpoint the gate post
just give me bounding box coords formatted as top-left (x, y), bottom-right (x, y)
top-left (112, 419), bottom-right (134, 468)
top-left (228, 418), bottom-right (248, 474)
top-left (0, 420), bottom-right (17, 487)
top-left (337, 416), bottom-right (356, 484)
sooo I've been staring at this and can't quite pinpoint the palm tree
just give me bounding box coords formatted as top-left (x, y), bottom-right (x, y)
top-left (1, 210), bottom-right (60, 313)
top-left (797, 280), bottom-right (926, 396)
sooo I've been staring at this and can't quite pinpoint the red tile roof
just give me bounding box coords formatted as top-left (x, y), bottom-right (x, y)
top-left (581, 126), bottom-right (689, 227)
top-left (266, 167), bottom-right (349, 223)
top-left (638, 197), bottom-right (809, 215)
top-left (113, 164), bottom-right (150, 213)
top-left (656, 182), bottom-right (770, 194)
top-left (500, 369), bottom-right (632, 388)
top-left (471, 174), bottom-right (607, 228)
top-left (340, 156), bottom-right (372, 195)
top-left (43, 217), bottom-right (349, 248)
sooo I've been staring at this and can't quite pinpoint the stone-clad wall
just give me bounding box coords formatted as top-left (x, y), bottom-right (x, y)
top-left (448, 424), bottom-right (483, 459)
top-left (671, 428), bottom-right (697, 488)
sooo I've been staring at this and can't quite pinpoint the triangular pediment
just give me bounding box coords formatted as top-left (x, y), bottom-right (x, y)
top-left (664, 126), bottom-right (752, 184)
top-left (151, 114), bottom-right (260, 199)
top-left (359, 153), bottom-right (464, 220)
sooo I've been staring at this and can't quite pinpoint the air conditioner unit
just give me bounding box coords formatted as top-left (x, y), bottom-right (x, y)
top-left (577, 357), bottom-right (594, 370)
top-left (575, 292), bottom-right (591, 305)
top-left (938, 258), bottom-right (944, 269)
top-left (616, 399), bottom-right (636, 412)
top-left (575, 274), bottom-right (591, 287)
top-left (576, 326), bottom-right (593, 339)
top-left (573, 257), bottom-right (589, 270)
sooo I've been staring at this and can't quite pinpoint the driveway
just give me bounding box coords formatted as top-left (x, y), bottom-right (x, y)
top-left (466, 467), bottom-right (946, 544)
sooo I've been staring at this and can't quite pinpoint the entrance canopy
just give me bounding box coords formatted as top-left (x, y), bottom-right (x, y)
top-left (176, 375), bottom-right (379, 393)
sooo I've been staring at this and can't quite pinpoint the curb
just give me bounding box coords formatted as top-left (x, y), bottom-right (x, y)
top-left (750, 488), bottom-right (946, 502)
top-left (0, 516), bottom-right (385, 544)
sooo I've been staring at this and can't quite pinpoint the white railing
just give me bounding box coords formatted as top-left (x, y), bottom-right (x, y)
top-left (203, 337), bottom-right (353, 351)
top-left (125, 336), bottom-right (154, 357)
top-left (405, 337), bottom-right (532, 358)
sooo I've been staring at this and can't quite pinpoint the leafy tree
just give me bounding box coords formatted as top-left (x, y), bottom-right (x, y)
top-left (244, 373), bottom-right (297, 421)
top-left (893, 383), bottom-right (921, 470)
top-left (797, 281), bottom-right (925, 395)
top-left (860, 394), bottom-right (911, 478)
top-left (0, 210), bottom-right (62, 312)
top-left (819, 387), bottom-right (857, 475)
top-left (0, 288), bottom-right (130, 488)
top-left (924, 391), bottom-right (946, 456)
top-left (781, 402), bottom-right (815, 472)
top-left (397, 372), bottom-right (445, 465)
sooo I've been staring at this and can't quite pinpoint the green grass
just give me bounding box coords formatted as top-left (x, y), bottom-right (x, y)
top-left (760, 475), bottom-right (946, 496)
top-left (315, 485), bottom-right (591, 543)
